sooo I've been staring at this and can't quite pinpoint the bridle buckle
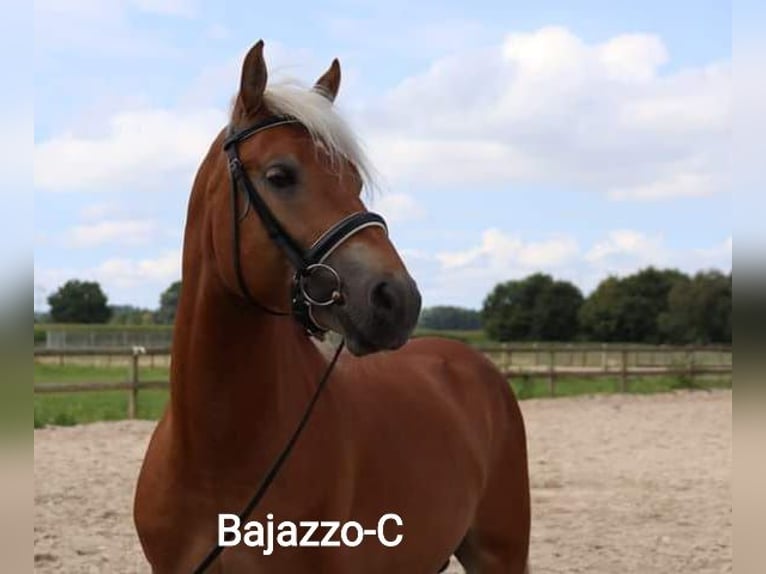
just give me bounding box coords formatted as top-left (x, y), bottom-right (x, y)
top-left (297, 263), bottom-right (344, 307)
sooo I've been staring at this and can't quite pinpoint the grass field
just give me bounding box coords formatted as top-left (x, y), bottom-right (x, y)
top-left (34, 364), bottom-right (170, 427)
top-left (34, 324), bottom-right (174, 334)
top-left (34, 363), bottom-right (169, 383)
top-left (412, 328), bottom-right (491, 344)
top-left (34, 325), bottom-right (488, 346)
top-left (510, 374), bottom-right (729, 399)
top-left (33, 362), bottom-right (730, 428)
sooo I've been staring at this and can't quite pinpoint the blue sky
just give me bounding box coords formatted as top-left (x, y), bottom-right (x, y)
top-left (33, 0), bottom-right (732, 311)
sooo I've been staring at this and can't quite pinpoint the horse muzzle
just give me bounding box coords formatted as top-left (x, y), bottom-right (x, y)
top-left (327, 272), bottom-right (422, 356)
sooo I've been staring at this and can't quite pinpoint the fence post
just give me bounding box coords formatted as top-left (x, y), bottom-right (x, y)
top-left (602, 343), bottom-right (608, 372)
top-left (127, 347), bottom-right (143, 419)
top-left (548, 349), bottom-right (556, 397)
top-left (688, 347), bottom-right (696, 386)
top-left (620, 348), bottom-right (628, 393)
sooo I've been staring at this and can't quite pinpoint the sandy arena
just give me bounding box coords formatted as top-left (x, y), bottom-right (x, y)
top-left (34, 389), bottom-right (731, 573)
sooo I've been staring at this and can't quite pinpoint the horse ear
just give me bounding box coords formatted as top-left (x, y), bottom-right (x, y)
top-left (240, 40), bottom-right (268, 114)
top-left (313, 59), bottom-right (341, 102)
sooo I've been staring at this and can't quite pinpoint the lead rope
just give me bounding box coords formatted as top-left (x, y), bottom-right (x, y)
top-left (192, 339), bottom-right (346, 574)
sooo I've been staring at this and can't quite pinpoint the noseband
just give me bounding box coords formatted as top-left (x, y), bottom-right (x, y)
top-left (223, 115), bottom-right (387, 337)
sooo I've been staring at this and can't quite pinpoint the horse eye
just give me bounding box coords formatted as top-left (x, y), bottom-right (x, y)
top-left (265, 165), bottom-right (297, 189)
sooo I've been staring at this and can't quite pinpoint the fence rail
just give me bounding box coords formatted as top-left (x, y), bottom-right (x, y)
top-left (34, 346), bottom-right (170, 357)
top-left (34, 344), bottom-right (732, 418)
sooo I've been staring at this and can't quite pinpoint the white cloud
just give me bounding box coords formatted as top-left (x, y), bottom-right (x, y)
top-left (399, 248), bottom-right (432, 262)
top-left (427, 229), bottom-right (581, 304)
top-left (608, 172), bottom-right (717, 201)
top-left (35, 107), bottom-right (225, 192)
top-left (31, 22), bottom-right (733, 310)
top-left (407, 228), bottom-right (733, 307)
top-left (36, 0), bottom-right (197, 20)
top-left (585, 230), bottom-right (666, 266)
top-left (94, 250), bottom-right (180, 287)
top-left (597, 34), bottom-right (668, 83)
top-left (371, 193), bottom-right (425, 223)
top-left (80, 202), bottom-right (122, 220)
top-left (34, 39), bottom-right (331, 195)
top-left (502, 25), bottom-right (591, 80)
top-left (35, 0), bottom-right (197, 58)
top-left (37, 26), bottom-right (729, 203)
top-left (35, 250), bottom-right (182, 308)
top-left (694, 236), bottom-right (733, 267)
top-left (65, 219), bottom-right (159, 248)
top-left (437, 228), bottom-right (579, 271)
top-left (365, 136), bottom-right (536, 188)
top-left (357, 26), bottom-right (729, 200)
top-left (581, 231), bottom-right (731, 287)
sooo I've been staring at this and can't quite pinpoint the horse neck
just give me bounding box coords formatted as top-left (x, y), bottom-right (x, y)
top-left (168, 267), bottom-right (324, 465)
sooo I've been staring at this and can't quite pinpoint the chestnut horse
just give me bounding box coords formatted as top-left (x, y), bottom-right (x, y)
top-left (134, 41), bottom-right (530, 573)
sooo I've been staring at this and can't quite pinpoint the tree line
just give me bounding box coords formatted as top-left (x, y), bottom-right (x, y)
top-left (39, 266), bottom-right (731, 345)
top-left (39, 280), bottom-right (181, 326)
top-left (423, 267), bottom-right (731, 345)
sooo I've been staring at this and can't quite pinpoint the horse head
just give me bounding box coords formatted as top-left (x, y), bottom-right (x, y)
top-left (202, 41), bottom-right (421, 355)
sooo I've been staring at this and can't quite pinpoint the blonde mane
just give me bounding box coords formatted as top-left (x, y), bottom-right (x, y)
top-left (244, 80), bottom-right (379, 194)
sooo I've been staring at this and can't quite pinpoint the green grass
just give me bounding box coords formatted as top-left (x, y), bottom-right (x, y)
top-left (34, 389), bottom-right (169, 428)
top-left (35, 323), bottom-right (174, 332)
top-left (413, 328), bottom-right (491, 345)
top-left (35, 363), bottom-right (169, 384)
top-left (34, 363), bottom-right (170, 428)
top-left (509, 375), bottom-right (730, 400)
top-left (33, 359), bottom-right (731, 428)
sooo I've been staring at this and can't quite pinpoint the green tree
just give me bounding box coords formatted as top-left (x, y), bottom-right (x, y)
top-left (47, 280), bottom-right (111, 324)
top-left (578, 277), bottom-right (625, 342)
top-left (659, 270), bottom-right (731, 343)
top-left (482, 274), bottom-right (583, 342)
top-left (579, 267), bottom-right (689, 343)
top-left (110, 305), bottom-right (155, 326)
top-left (533, 280), bottom-right (585, 341)
top-left (155, 280), bottom-right (182, 324)
top-left (418, 306), bottom-right (482, 330)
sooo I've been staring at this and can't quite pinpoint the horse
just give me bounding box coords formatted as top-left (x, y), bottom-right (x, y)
top-left (134, 40), bottom-right (530, 573)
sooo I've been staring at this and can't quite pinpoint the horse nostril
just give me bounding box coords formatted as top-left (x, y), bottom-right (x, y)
top-left (370, 281), bottom-right (396, 312)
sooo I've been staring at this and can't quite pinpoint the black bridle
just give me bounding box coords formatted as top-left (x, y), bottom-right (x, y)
top-left (191, 116), bottom-right (386, 573)
top-left (223, 115), bottom-right (387, 337)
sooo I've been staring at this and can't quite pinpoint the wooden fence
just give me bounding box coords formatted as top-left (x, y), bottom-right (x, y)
top-left (33, 344), bottom-right (732, 418)
top-left (34, 347), bottom-right (169, 419)
top-left (481, 343), bottom-right (731, 397)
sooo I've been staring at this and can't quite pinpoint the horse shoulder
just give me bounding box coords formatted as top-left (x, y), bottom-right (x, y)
top-left (402, 336), bottom-right (523, 445)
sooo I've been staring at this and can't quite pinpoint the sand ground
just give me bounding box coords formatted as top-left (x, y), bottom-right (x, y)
top-left (34, 389), bottom-right (731, 573)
